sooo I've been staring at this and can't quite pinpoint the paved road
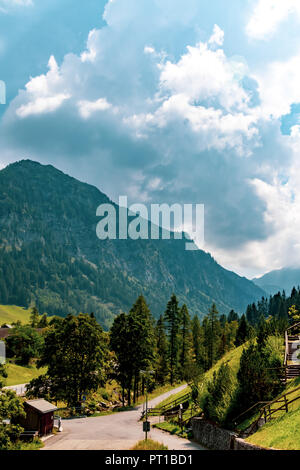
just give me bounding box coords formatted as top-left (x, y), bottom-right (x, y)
top-left (43, 384), bottom-right (205, 451)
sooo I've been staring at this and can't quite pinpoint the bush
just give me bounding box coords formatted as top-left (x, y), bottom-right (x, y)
top-left (202, 362), bottom-right (234, 425)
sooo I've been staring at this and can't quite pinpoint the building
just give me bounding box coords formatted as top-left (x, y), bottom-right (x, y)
top-left (0, 328), bottom-right (13, 340)
top-left (21, 399), bottom-right (58, 436)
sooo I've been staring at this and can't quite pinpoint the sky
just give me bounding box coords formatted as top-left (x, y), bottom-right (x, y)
top-left (1, 0), bottom-right (300, 279)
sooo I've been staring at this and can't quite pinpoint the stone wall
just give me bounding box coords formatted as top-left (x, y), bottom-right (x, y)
top-left (191, 417), bottom-right (268, 451)
top-left (191, 417), bottom-right (235, 450)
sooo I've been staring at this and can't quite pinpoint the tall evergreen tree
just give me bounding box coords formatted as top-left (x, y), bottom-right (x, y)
top-left (30, 306), bottom-right (40, 328)
top-left (192, 315), bottom-right (202, 367)
top-left (235, 314), bottom-right (251, 346)
top-left (227, 310), bottom-right (239, 323)
top-left (155, 315), bottom-right (168, 385)
top-left (128, 295), bottom-right (156, 402)
top-left (178, 304), bottom-right (192, 380)
top-left (204, 303), bottom-right (221, 369)
top-left (110, 313), bottom-right (133, 406)
top-left (164, 294), bottom-right (180, 385)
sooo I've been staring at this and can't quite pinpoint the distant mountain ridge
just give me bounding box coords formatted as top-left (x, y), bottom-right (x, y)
top-left (0, 160), bottom-right (265, 328)
top-left (253, 268), bottom-right (300, 296)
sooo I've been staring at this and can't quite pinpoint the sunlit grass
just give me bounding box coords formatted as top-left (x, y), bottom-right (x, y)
top-left (131, 439), bottom-right (168, 450)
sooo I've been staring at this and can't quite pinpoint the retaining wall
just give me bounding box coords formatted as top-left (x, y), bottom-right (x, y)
top-left (191, 417), bottom-right (267, 451)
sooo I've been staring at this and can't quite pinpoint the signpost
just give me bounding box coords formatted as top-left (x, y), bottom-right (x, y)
top-left (140, 369), bottom-right (154, 441)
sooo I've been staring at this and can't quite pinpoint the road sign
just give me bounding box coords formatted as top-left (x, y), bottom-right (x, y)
top-left (143, 421), bottom-right (150, 432)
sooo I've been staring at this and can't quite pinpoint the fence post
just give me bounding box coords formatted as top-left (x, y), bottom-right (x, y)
top-left (284, 395), bottom-right (288, 413)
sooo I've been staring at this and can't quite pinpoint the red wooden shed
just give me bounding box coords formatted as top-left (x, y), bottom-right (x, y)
top-left (22, 399), bottom-right (57, 436)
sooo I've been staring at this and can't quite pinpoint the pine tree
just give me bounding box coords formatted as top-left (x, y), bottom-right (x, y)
top-left (227, 310), bottom-right (239, 323)
top-left (128, 295), bottom-right (156, 401)
top-left (30, 306), bottom-right (40, 328)
top-left (155, 315), bottom-right (168, 385)
top-left (178, 304), bottom-right (193, 380)
top-left (235, 314), bottom-right (251, 346)
top-left (192, 315), bottom-right (202, 367)
top-left (204, 303), bottom-right (221, 369)
top-left (164, 294), bottom-right (180, 385)
top-left (110, 313), bottom-right (133, 406)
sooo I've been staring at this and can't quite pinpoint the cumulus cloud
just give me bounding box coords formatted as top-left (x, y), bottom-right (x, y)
top-left (1, 0), bottom-right (299, 277)
top-left (15, 56), bottom-right (71, 118)
top-left (78, 98), bottom-right (112, 119)
top-left (254, 52), bottom-right (300, 119)
top-left (247, 0), bottom-right (300, 39)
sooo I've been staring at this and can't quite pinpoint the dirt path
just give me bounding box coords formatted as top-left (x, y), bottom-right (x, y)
top-left (43, 384), bottom-right (205, 451)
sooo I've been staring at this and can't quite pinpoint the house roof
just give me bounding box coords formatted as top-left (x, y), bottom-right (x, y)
top-left (25, 399), bottom-right (57, 414)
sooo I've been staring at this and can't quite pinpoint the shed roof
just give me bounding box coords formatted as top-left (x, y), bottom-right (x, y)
top-left (25, 399), bottom-right (57, 414)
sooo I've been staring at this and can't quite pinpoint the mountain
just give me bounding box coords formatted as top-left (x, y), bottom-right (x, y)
top-left (0, 160), bottom-right (265, 328)
top-left (253, 268), bottom-right (300, 296)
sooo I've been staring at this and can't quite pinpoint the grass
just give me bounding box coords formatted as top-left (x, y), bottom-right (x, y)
top-left (241, 377), bottom-right (300, 449)
top-left (246, 407), bottom-right (300, 450)
top-left (0, 305), bottom-right (32, 326)
top-left (154, 422), bottom-right (192, 439)
top-left (154, 385), bottom-right (191, 410)
top-left (5, 362), bottom-right (47, 386)
top-left (15, 440), bottom-right (44, 451)
top-left (131, 439), bottom-right (168, 450)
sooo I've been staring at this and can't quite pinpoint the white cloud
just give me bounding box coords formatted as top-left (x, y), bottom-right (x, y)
top-left (17, 94), bottom-right (70, 118)
top-left (78, 98), bottom-right (112, 119)
top-left (159, 38), bottom-right (249, 112)
top-left (127, 30), bottom-right (259, 154)
top-left (254, 51), bottom-right (300, 118)
top-left (247, 0), bottom-right (300, 39)
top-left (208, 24), bottom-right (224, 46)
top-left (15, 56), bottom-right (71, 118)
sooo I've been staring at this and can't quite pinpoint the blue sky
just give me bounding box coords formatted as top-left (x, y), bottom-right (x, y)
top-left (1, 0), bottom-right (300, 278)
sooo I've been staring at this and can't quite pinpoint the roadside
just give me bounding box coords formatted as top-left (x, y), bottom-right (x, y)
top-left (43, 384), bottom-right (205, 450)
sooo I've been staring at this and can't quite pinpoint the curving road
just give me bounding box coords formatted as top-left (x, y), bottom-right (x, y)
top-left (43, 384), bottom-right (205, 450)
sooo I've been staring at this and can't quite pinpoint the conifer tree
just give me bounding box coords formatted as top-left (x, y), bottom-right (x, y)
top-left (192, 315), bottom-right (202, 367)
top-left (204, 303), bottom-right (221, 369)
top-left (235, 314), bottom-right (251, 346)
top-left (178, 304), bottom-right (192, 379)
top-left (128, 295), bottom-right (156, 401)
top-left (164, 294), bottom-right (180, 385)
top-left (155, 315), bottom-right (168, 385)
top-left (30, 306), bottom-right (39, 328)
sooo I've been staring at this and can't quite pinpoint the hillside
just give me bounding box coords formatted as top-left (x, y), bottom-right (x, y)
top-left (0, 305), bottom-right (31, 326)
top-left (246, 378), bottom-right (300, 450)
top-left (155, 342), bottom-right (247, 411)
top-left (0, 160), bottom-right (265, 327)
top-left (253, 267), bottom-right (300, 295)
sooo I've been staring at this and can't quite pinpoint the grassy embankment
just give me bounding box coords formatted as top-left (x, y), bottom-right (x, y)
top-left (245, 376), bottom-right (300, 450)
top-left (131, 439), bottom-right (168, 450)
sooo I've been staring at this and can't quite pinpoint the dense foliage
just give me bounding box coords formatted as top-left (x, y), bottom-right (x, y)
top-left (27, 314), bottom-right (108, 407)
